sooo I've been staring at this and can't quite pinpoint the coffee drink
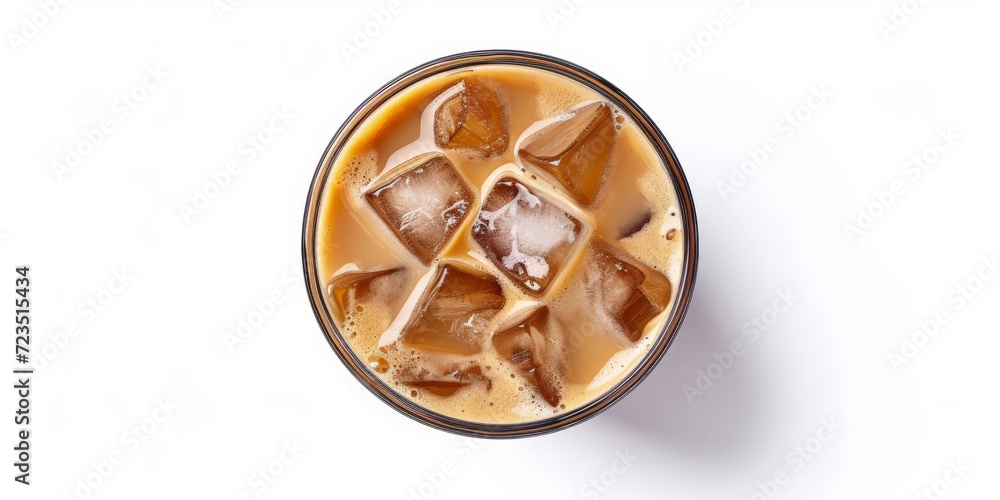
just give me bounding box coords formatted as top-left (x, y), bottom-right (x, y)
top-left (313, 62), bottom-right (686, 424)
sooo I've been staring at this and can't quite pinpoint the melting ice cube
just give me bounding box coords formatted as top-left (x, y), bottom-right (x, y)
top-left (365, 154), bottom-right (475, 265)
top-left (518, 101), bottom-right (616, 205)
top-left (472, 177), bottom-right (584, 296)
top-left (433, 78), bottom-right (510, 158)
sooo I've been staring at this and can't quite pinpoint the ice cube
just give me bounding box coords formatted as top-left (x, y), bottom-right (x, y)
top-left (433, 78), bottom-right (510, 158)
top-left (326, 266), bottom-right (407, 320)
top-left (584, 240), bottom-right (672, 342)
top-left (518, 101), bottom-right (616, 205)
top-left (492, 306), bottom-right (564, 406)
top-left (472, 177), bottom-right (584, 296)
top-left (398, 262), bottom-right (506, 354)
top-left (398, 362), bottom-right (492, 397)
top-left (365, 154), bottom-right (475, 265)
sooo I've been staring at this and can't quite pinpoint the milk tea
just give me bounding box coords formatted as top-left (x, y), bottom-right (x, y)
top-left (315, 64), bottom-right (685, 423)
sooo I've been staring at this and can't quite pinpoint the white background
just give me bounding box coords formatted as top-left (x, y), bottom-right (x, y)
top-left (2, 1), bottom-right (999, 499)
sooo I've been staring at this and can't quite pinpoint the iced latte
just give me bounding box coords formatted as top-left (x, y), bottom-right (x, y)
top-left (305, 52), bottom-right (695, 434)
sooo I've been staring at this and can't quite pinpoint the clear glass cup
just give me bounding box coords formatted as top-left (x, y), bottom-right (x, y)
top-left (302, 50), bottom-right (698, 438)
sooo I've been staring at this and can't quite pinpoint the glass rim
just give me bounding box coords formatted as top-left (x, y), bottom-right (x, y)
top-left (302, 49), bottom-right (699, 438)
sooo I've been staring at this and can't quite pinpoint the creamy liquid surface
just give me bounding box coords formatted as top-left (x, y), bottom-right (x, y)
top-left (316, 64), bottom-right (685, 424)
